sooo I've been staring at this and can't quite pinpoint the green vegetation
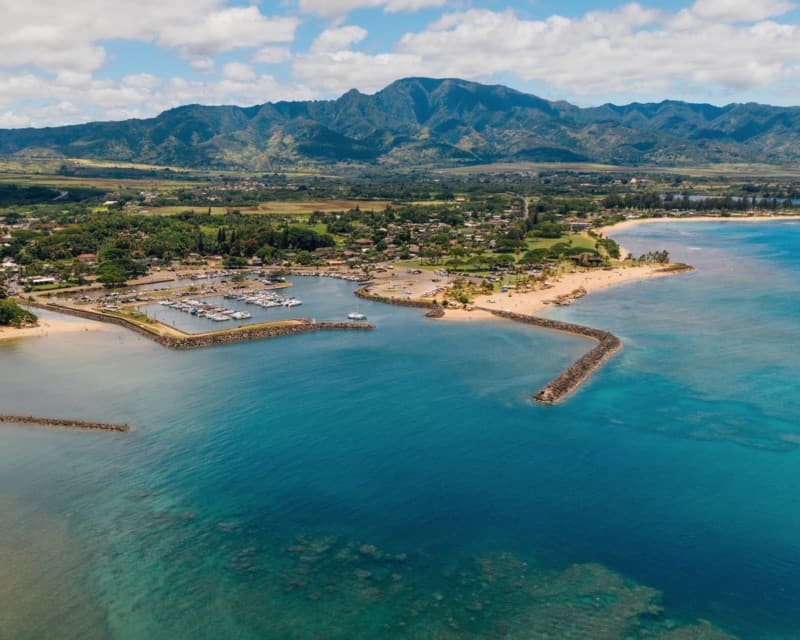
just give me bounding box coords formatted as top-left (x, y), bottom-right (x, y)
top-left (0, 299), bottom-right (37, 327)
top-left (2, 157), bottom-right (797, 295)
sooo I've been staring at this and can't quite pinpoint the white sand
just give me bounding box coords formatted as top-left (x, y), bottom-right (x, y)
top-left (0, 315), bottom-right (110, 343)
top-left (439, 264), bottom-right (686, 321)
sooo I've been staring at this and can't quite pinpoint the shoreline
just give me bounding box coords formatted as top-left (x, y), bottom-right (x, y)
top-left (438, 263), bottom-right (690, 321)
top-left (0, 314), bottom-right (112, 344)
top-left (606, 213), bottom-right (800, 234)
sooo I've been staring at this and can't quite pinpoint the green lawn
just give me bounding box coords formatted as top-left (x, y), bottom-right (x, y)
top-left (526, 232), bottom-right (597, 251)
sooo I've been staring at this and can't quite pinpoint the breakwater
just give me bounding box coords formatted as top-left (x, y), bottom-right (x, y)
top-left (0, 415), bottom-right (129, 432)
top-left (160, 320), bottom-right (373, 350)
top-left (28, 302), bottom-right (373, 349)
top-left (354, 286), bottom-right (619, 403)
top-left (476, 308), bottom-right (621, 404)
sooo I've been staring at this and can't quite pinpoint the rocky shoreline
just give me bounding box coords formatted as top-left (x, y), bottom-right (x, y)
top-left (355, 286), bottom-right (446, 317)
top-left (28, 302), bottom-right (373, 349)
top-left (355, 286), bottom-right (439, 310)
top-left (0, 415), bottom-right (130, 432)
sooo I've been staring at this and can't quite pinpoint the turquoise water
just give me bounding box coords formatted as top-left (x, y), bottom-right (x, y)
top-left (2, 222), bottom-right (800, 639)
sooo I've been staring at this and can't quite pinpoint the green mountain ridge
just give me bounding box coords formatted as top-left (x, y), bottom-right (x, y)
top-left (2, 77), bottom-right (800, 169)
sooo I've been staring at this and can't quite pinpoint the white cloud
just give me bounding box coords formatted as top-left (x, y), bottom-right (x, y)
top-left (0, 68), bottom-right (314, 128)
top-left (5, 0), bottom-right (800, 128)
top-left (296, 0), bottom-right (446, 19)
top-left (157, 8), bottom-right (298, 58)
top-left (295, 50), bottom-right (420, 92)
top-left (222, 63), bottom-right (257, 83)
top-left (691, 0), bottom-right (797, 22)
top-left (311, 26), bottom-right (368, 53)
top-left (253, 47), bottom-right (292, 64)
top-left (0, 1), bottom-right (299, 73)
top-left (295, 3), bottom-right (800, 99)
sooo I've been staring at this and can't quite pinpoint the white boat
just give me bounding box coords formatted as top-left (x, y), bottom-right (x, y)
top-left (283, 299), bottom-right (302, 308)
top-left (347, 312), bottom-right (367, 321)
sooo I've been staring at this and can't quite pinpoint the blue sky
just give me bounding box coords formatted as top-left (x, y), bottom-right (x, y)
top-left (2, 0), bottom-right (800, 127)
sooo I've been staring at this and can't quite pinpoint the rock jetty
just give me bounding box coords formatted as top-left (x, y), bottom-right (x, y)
top-left (355, 286), bottom-right (620, 403)
top-left (476, 308), bottom-right (621, 404)
top-left (0, 415), bottom-right (130, 432)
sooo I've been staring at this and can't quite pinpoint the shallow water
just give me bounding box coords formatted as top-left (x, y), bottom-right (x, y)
top-left (2, 222), bottom-right (800, 639)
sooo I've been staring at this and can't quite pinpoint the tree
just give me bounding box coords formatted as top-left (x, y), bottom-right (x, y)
top-left (0, 299), bottom-right (37, 326)
top-left (0, 272), bottom-right (7, 299)
top-left (520, 248), bottom-right (550, 266)
top-left (95, 263), bottom-right (128, 288)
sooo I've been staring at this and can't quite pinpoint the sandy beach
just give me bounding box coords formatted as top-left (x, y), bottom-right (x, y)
top-left (439, 214), bottom-right (800, 322)
top-left (607, 214), bottom-right (800, 234)
top-left (0, 315), bottom-right (109, 343)
top-left (439, 264), bottom-right (685, 321)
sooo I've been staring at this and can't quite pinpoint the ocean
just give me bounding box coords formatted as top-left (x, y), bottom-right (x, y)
top-left (1, 221), bottom-right (799, 639)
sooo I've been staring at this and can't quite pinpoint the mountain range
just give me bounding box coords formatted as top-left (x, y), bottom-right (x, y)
top-left (2, 77), bottom-right (800, 169)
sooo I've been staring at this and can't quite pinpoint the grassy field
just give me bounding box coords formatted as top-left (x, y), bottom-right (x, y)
top-left (133, 200), bottom-right (394, 216)
top-left (0, 172), bottom-right (192, 191)
top-left (527, 232), bottom-right (596, 251)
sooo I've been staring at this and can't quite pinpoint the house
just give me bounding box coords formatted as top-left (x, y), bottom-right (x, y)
top-left (567, 220), bottom-right (593, 232)
top-left (571, 252), bottom-right (605, 268)
top-left (77, 253), bottom-right (98, 265)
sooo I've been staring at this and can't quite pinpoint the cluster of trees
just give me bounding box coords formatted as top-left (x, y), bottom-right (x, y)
top-left (596, 237), bottom-right (621, 259)
top-left (603, 192), bottom-right (664, 210)
top-left (4, 209), bottom-right (340, 286)
top-left (519, 244), bottom-right (601, 266)
top-left (96, 247), bottom-right (148, 287)
top-left (0, 184), bottom-right (103, 207)
top-left (605, 192), bottom-right (797, 212)
top-left (0, 299), bottom-right (37, 327)
top-left (636, 250), bottom-right (670, 264)
top-left (8, 211), bottom-right (335, 265)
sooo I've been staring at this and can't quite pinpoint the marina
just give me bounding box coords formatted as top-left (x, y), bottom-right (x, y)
top-left (145, 290), bottom-right (303, 330)
top-left (135, 276), bottom-right (370, 334)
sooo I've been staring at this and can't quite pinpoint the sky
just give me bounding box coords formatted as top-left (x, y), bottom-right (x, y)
top-left (2, 0), bottom-right (800, 128)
